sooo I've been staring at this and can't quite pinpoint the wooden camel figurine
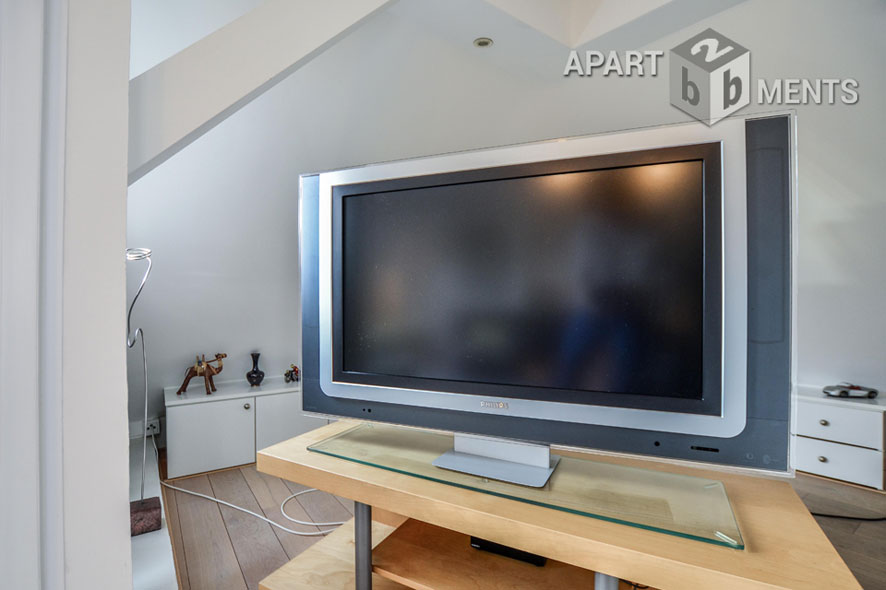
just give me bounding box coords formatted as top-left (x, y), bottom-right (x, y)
top-left (176, 353), bottom-right (227, 395)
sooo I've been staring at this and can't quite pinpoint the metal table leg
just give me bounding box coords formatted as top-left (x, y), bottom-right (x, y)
top-left (354, 502), bottom-right (372, 590)
top-left (594, 571), bottom-right (620, 590)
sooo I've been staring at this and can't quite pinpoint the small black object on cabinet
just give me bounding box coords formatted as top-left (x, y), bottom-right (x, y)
top-left (247, 351), bottom-right (265, 386)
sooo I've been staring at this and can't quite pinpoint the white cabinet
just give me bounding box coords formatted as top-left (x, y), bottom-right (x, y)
top-left (796, 401), bottom-right (883, 450)
top-left (792, 386), bottom-right (885, 490)
top-left (795, 437), bottom-right (884, 489)
top-left (256, 392), bottom-right (327, 452)
top-left (164, 376), bottom-right (325, 479)
top-left (166, 396), bottom-right (255, 479)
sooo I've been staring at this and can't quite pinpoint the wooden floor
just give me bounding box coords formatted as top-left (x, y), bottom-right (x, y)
top-left (162, 466), bottom-right (886, 590)
top-left (792, 473), bottom-right (886, 590)
top-left (163, 464), bottom-right (354, 590)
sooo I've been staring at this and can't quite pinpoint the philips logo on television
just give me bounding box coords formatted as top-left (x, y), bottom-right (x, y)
top-left (669, 28), bottom-right (750, 126)
top-left (480, 401), bottom-right (509, 410)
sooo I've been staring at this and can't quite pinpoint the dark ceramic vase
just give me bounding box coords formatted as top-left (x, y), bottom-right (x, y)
top-left (246, 352), bottom-right (265, 387)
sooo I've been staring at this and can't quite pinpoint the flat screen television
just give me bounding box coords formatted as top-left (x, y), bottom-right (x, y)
top-left (302, 116), bottom-right (793, 474)
top-left (334, 145), bottom-right (721, 415)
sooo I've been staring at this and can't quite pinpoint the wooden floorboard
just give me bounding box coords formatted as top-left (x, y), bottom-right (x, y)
top-left (161, 479), bottom-right (190, 590)
top-left (166, 466), bottom-right (346, 590)
top-left (815, 513), bottom-right (862, 537)
top-left (791, 474), bottom-right (886, 589)
top-left (163, 466), bottom-right (886, 589)
top-left (834, 550), bottom-right (886, 590)
top-left (240, 466), bottom-right (323, 559)
top-left (282, 479), bottom-right (352, 526)
top-left (794, 473), bottom-right (886, 513)
top-left (333, 495), bottom-right (355, 516)
top-left (173, 475), bottom-right (247, 590)
top-left (855, 518), bottom-right (886, 543)
top-left (208, 469), bottom-right (291, 590)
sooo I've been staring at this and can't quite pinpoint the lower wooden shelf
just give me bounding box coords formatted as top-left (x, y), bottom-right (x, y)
top-left (261, 512), bottom-right (655, 590)
top-left (373, 518), bottom-right (650, 590)
top-left (260, 516), bottom-right (407, 590)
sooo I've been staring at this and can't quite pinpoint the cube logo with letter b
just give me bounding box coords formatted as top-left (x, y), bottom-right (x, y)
top-left (669, 28), bottom-right (749, 125)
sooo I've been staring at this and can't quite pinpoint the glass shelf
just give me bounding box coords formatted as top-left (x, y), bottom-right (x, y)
top-left (308, 423), bottom-right (744, 549)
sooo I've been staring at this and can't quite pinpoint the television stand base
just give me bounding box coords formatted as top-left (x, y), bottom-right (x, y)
top-left (432, 433), bottom-right (560, 487)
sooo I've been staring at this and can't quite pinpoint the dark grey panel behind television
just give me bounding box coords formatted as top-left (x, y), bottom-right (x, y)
top-left (301, 116), bottom-right (792, 471)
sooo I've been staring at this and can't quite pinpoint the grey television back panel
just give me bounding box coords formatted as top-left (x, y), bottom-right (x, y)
top-left (301, 116), bottom-right (792, 471)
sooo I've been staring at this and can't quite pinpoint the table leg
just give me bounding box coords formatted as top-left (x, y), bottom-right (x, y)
top-left (355, 502), bottom-right (372, 590)
top-left (594, 571), bottom-right (619, 590)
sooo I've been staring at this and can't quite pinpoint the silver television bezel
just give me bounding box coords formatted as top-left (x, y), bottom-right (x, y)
top-left (317, 119), bottom-right (748, 438)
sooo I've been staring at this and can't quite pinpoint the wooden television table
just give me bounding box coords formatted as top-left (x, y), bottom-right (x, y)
top-left (257, 421), bottom-right (860, 589)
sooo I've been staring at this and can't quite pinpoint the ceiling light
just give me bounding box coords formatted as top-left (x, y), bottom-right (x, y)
top-left (473, 37), bottom-right (493, 48)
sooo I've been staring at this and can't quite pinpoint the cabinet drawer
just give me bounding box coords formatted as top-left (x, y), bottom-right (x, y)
top-left (167, 397), bottom-right (256, 478)
top-left (796, 401), bottom-right (883, 450)
top-left (795, 436), bottom-right (884, 489)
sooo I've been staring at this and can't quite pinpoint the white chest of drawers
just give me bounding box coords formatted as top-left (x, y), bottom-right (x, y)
top-left (792, 386), bottom-right (885, 490)
top-left (164, 376), bottom-right (327, 479)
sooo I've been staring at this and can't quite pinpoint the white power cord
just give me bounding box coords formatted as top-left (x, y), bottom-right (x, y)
top-left (150, 434), bottom-right (346, 536)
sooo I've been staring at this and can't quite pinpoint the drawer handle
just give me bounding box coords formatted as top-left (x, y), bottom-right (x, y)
top-left (818, 456), bottom-right (828, 463)
top-left (819, 419), bottom-right (829, 426)
top-left (243, 403), bottom-right (251, 410)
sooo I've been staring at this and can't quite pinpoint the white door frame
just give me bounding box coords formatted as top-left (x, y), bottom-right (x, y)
top-left (0, 1), bottom-right (132, 588)
top-left (0, 1), bottom-right (46, 587)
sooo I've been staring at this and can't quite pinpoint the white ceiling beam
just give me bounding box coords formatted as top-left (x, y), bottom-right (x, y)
top-left (482, 0), bottom-right (731, 49)
top-left (482, 0), bottom-right (583, 47)
top-left (572, 0), bottom-right (671, 47)
top-left (128, 0), bottom-right (394, 185)
top-left (572, 0), bottom-right (749, 51)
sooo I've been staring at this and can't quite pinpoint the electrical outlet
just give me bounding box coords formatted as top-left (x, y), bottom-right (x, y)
top-left (145, 419), bottom-right (161, 436)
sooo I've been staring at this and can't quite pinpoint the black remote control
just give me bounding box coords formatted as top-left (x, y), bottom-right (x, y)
top-left (469, 536), bottom-right (547, 567)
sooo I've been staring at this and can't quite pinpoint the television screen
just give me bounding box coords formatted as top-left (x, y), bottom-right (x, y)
top-left (335, 158), bottom-right (710, 406)
top-left (310, 119), bottom-right (791, 468)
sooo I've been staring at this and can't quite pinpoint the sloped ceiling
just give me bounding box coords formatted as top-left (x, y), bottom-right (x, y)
top-left (128, 0), bottom-right (747, 183)
top-left (483, 0), bottom-right (673, 48)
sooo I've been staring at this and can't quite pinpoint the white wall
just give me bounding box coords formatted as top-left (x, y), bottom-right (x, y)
top-left (130, 0), bottom-right (265, 77)
top-left (128, 0), bottom-right (886, 427)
